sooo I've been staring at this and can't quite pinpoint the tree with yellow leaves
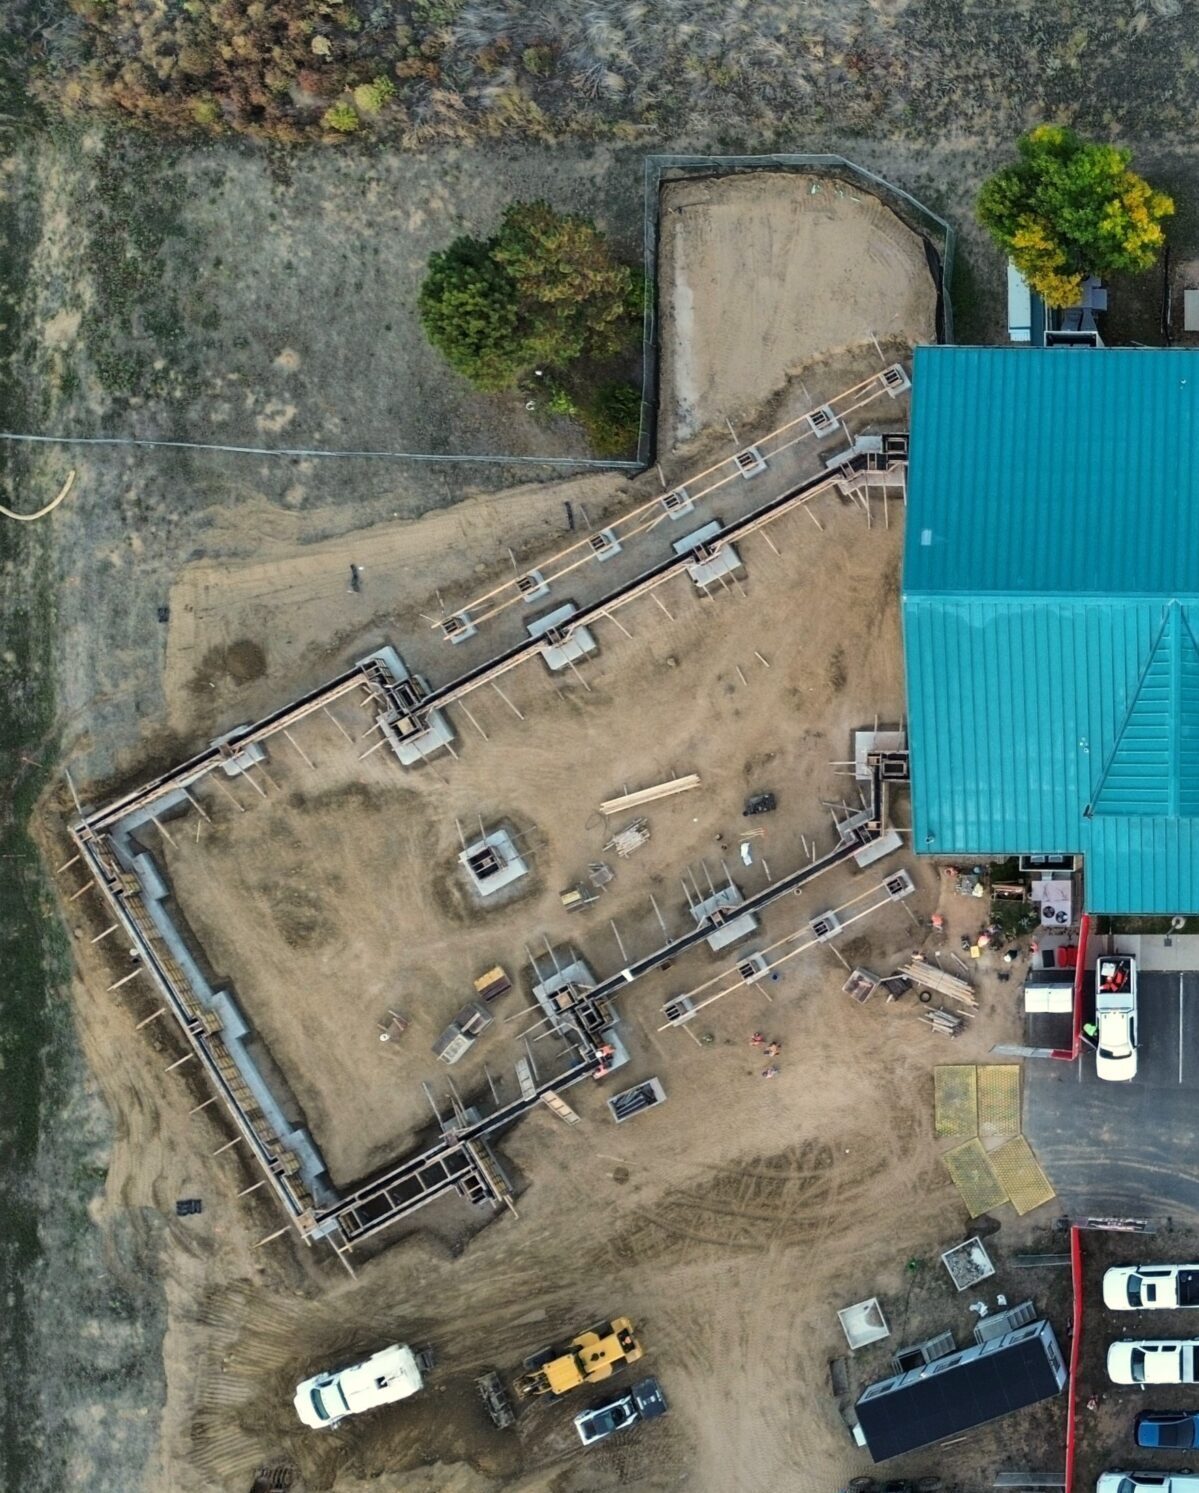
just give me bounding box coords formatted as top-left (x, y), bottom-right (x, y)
top-left (978, 125), bottom-right (1174, 307)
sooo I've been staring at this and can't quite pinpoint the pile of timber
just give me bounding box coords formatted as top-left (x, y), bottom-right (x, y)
top-left (900, 955), bottom-right (978, 1009)
top-left (920, 1006), bottom-right (966, 1038)
top-left (604, 818), bottom-right (651, 858)
top-left (599, 774), bottom-right (700, 816)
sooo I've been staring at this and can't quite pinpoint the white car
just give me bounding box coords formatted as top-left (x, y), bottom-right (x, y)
top-left (294, 1343), bottom-right (423, 1429)
top-left (1104, 1265), bottom-right (1199, 1311)
top-left (1096, 955), bottom-right (1138, 1082)
top-left (1108, 1340), bottom-right (1199, 1386)
top-left (1098, 1476), bottom-right (1199, 1493)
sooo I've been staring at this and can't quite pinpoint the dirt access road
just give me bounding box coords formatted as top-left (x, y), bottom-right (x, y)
top-left (43, 166), bottom-right (1069, 1493)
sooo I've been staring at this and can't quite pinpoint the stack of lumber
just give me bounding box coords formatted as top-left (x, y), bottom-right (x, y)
top-left (604, 818), bottom-right (651, 858)
top-left (920, 1006), bottom-right (966, 1038)
top-left (599, 775), bottom-right (700, 815)
top-left (900, 956), bottom-right (978, 1008)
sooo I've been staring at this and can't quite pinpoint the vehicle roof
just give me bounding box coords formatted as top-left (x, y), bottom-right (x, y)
top-left (1137, 1343), bottom-right (1189, 1382)
top-left (1098, 1008), bottom-right (1134, 1046)
top-left (338, 1345), bottom-right (422, 1408)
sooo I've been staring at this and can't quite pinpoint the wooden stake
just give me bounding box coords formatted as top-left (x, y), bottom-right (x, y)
top-left (90, 923), bottom-right (119, 944)
top-left (322, 706), bottom-right (353, 743)
top-left (566, 656), bottom-right (592, 693)
top-left (189, 1096), bottom-right (218, 1115)
top-left (107, 968), bottom-right (142, 992)
top-left (459, 701), bottom-right (489, 741)
top-left (210, 774), bottom-right (246, 814)
top-left (150, 813), bottom-right (177, 849)
top-left (182, 787), bottom-right (211, 821)
top-left (651, 593), bottom-right (674, 622)
top-left (359, 736), bottom-right (389, 761)
top-left (166, 1051), bottom-right (196, 1071)
top-left (239, 768), bottom-right (267, 799)
top-left (606, 610), bottom-right (634, 640)
top-left (135, 1007), bottom-right (166, 1030)
top-left (736, 665), bottom-right (749, 687)
top-left (237, 1179), bottom-right (267, 1197)
top-left (212, 1134), bottom-right (243, 1155)
top-left (804, 505), bottom-right (824, 532)
top-left (253, 1225), bottom-right (290, 1249)
top-left (491, 681), bottom-right (525, 721)
top-left (761, 529), bottom-right (782, 557)
top-left (282, 728), bottom-right (315, 769)
top-left (55, 853), bottom-right (81, 874)
top-left (754, 651), bottom-right (771, 669)
top-left (67, 880), bottom-right (95, 902)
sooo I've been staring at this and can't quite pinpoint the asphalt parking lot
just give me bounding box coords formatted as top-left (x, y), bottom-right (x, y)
top-left (1025, 972), bottom-right (1199, 1221)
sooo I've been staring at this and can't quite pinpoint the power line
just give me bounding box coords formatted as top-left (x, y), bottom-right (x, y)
top-left (0, 429), bottom-right (642, 470)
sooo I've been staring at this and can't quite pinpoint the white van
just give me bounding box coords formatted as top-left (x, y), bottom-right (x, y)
top-left (293, 1343), bottom-right (423, 1429)
top-left (1098, 1473), bottom-right (1199, 1492)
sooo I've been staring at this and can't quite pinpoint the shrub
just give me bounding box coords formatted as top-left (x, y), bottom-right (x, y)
top-left (321, 100), bottom-right (360, 131)
top-left (977, 125), bottom-right (1174, 307)
top-left (521, 44), bottom-right (555, 76)
top-left (354, 75), bottom-right (396, 113)
top-left (580, 380), bottom-right (640, 457)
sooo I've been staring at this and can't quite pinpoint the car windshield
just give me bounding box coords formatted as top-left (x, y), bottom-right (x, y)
top-left (1127, 1276), bottom-right (1143, 1306)
top-left (1131, 1347), bottom-right (1147, 1383)
top-left (310, 1387), bottom-right (331, 1422)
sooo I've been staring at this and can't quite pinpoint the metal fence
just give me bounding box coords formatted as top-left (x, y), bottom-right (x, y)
top-left (635, 151), bottom-right (956, 468)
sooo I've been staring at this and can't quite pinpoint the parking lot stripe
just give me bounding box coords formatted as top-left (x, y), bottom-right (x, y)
top-left (1182, 973), bottom-right (1186, 1085)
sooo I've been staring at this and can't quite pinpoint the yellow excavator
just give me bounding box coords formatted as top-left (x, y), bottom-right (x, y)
top-left (515, 1317), bottom-right (642, 1398)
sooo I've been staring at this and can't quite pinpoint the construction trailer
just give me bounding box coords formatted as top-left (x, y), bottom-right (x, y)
top-left (854, 1318), bottom-right (1066, 1461)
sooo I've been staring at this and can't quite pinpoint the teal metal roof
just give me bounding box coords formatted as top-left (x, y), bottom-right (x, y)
top-left (904, 346), bottom-right (1199, 914)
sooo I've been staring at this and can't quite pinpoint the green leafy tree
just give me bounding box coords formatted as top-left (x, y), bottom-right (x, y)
top-left (494, 200), bottom-right (637, 365)
top-left (418, 238), bottom-right (528, 392)
top-left (978, 125), bottom-right (1174, 307)
top-left (418, 201), bottom-right (640, 392)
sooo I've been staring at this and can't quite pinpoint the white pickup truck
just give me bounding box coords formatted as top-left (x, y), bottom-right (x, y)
top-left (1105, 1266), bottom-right (1199, 1311)
top-left (1108, 1340), bottom-right (1199, 1385)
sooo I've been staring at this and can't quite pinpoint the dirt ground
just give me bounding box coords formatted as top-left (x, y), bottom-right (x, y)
top-left (656, 172), bottom-right (938, 450)
top-left (147, 435), bottom-right (908, 1186)
top-left (29, 156), bottom-right (1080, 1493)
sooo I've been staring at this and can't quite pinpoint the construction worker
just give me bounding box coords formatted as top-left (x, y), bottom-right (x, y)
top-left (749, 1031), bottom-right (765, 1047)
top-left (761, 1065), bottom-right (779, 1079)
top-left (764, 1041), bottom-right (781, 1058)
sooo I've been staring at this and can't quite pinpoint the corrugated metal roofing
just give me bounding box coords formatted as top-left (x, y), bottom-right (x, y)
top-left (905, 347), bottom-right (1199, 914)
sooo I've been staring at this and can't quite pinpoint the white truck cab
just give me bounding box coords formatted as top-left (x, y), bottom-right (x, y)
top-left (294, 1343), bottom-right (423, 1429)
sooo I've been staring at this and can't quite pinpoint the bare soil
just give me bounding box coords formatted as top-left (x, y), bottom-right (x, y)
top-left (149, 441), bottom-right (908, 1187)
top-left (656, 172), bottom-right (937, 450)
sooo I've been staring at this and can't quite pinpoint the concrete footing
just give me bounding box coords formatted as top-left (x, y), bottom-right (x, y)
top-left (460, 825), bottom-right (529, 896)
top-left (527, 603), bottom-right (598, 673)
